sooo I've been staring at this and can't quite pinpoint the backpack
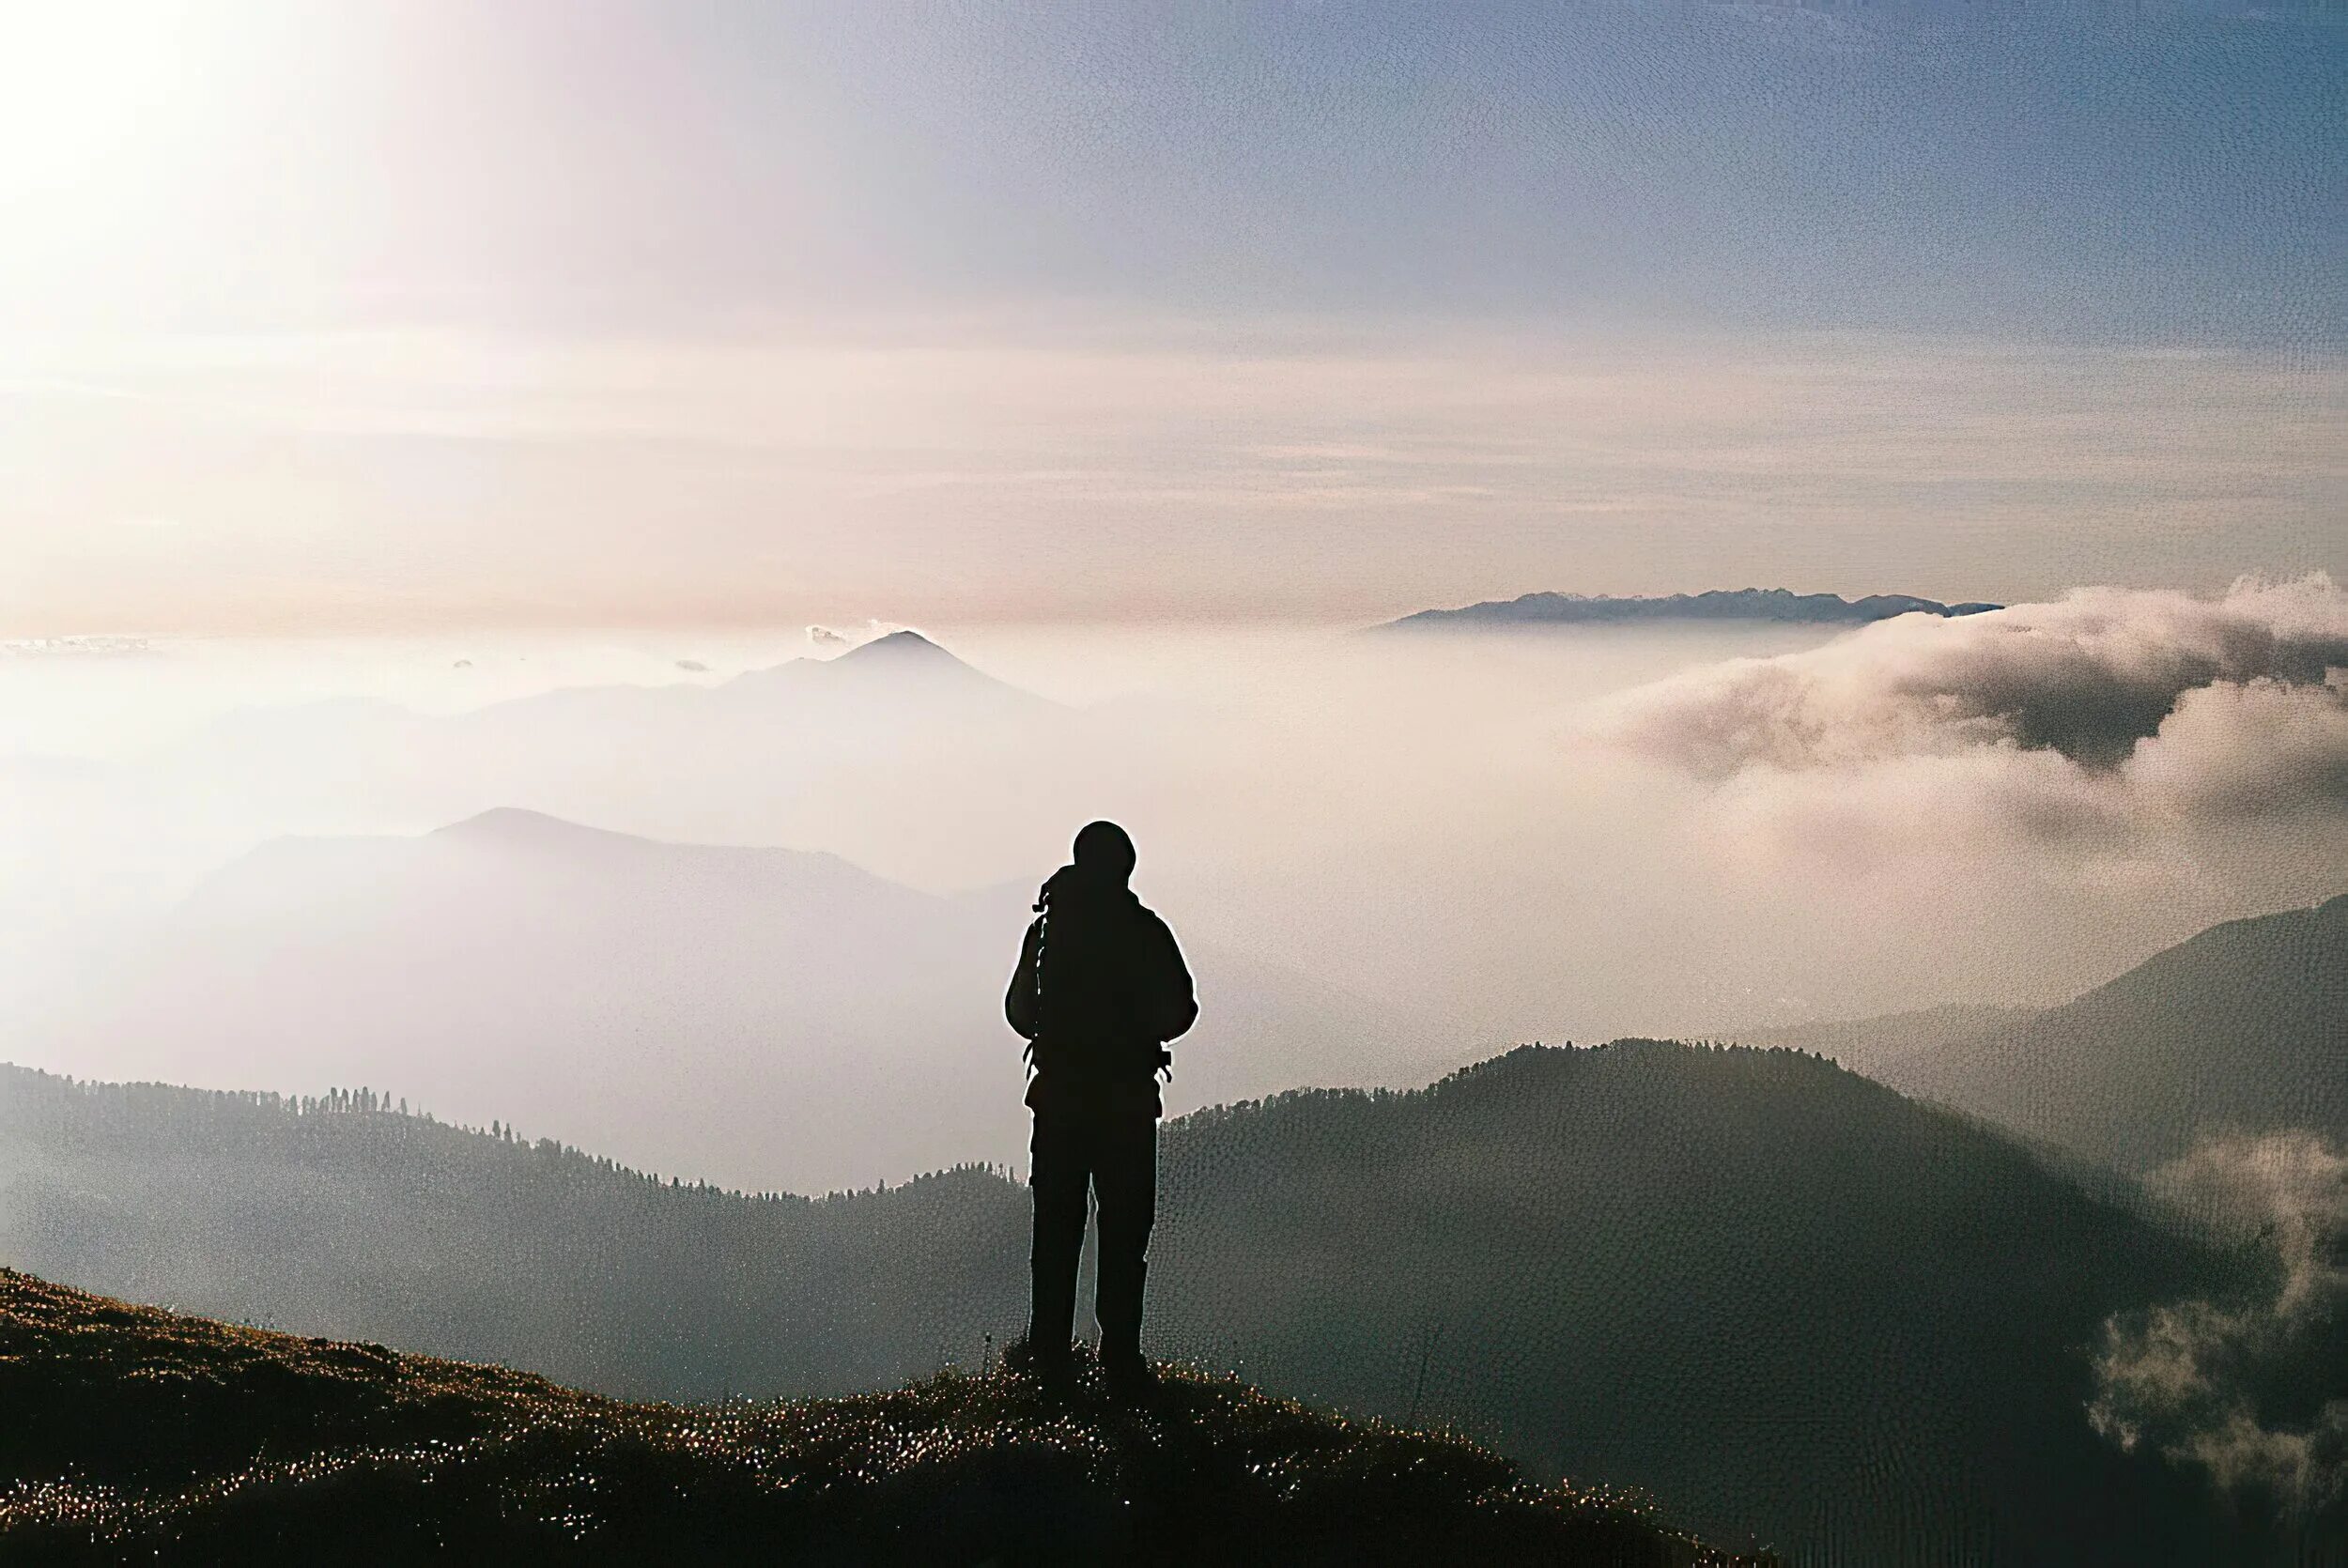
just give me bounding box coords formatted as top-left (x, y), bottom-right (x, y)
top-left (1025, 874), bottom-right (1174, 1085)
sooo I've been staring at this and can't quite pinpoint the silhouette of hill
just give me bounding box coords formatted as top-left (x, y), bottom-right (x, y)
top-left (1726, 1003), bottom-right (2034, 1080)
top-left (33, 810), bottom-right (1435, 1191)
top-left (1153, 1044), bottom-right (2269, 1564)
top-left (0, 1042), bottom-right (2278, 1563)
top-left (477, 629), bottom-right (1047, 727)
top-left (0, 1269), bottom-right (1753, 1567)
top-left (408, 634), bottom-right (1046, 770)
top-left (130, 631), bottom-right (1089, 900)
top-left (1383, 589), bottom-right (2000, 630)
top-left (725, 627), bottom-right (1020, 695)
top-left (1756, 895), bottom-right (2348, 1172)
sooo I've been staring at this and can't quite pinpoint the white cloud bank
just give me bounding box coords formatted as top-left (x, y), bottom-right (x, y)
top-left (1593, 576), bottom-right (2348, 860)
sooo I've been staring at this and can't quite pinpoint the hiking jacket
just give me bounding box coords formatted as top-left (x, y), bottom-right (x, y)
top-left (1005, 866), bottom-right (1197, 1118)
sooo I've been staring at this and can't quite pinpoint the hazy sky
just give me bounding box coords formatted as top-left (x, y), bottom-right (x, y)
top-left (3, 1), bottom-right (2341, 632)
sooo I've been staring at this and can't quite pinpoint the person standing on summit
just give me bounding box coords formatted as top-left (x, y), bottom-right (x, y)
top-left (1004, 821), bottom-right (1197, 1395)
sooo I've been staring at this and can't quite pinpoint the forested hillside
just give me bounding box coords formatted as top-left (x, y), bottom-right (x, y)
top-left (0, 1041), bottom-right (2282, 1563)
top-left (1883, 894), bottom-right (2348, 1171)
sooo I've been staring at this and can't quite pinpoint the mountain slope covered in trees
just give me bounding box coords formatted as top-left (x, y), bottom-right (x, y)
top-left (0, 1268), bottom-right (1752, 1566)
top-left (0, 1042), bottom-right (2276, 1563)
top-left (1725, 1003), bottom-right (2031, 1081)
top-left (1753, 894), bottom-right (2348, 1172)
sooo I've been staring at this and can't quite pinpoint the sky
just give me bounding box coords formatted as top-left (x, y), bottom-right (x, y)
top-left (2, 0), bottom-right (2342, 633)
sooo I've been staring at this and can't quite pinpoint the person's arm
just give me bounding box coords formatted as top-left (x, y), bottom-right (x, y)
top-left (1151, 915), bottom-right (1198, 1042)
top-left (1005, 917), bottom-right (1043, 1041)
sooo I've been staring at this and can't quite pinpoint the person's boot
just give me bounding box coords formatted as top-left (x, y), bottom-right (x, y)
top-left (1004, 1332), bottom-right (1075, 1392)
top-left (1101, 1346), bottom-right (1156, 1402)
top-left (1095, 1256), bottom-right (1153, 1401)
top-left (1012, 1248), bottom-right (1079, 1392)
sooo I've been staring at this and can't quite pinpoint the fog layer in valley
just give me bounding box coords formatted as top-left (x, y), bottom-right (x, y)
top-left (4, 579), bottom-right (2341, 1191)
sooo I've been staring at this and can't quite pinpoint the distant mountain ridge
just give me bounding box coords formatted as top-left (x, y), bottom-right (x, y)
top-left (118, 624), bottom-right (1137, 908)
top-left (1728, 1002), bottom-right (2035, 1080)
top-left (1735, 895), bottom-right (2348, 1173)
top-left (1384, 588), bottom-right (2001, 629)
top-left (27, 808), bottom-right (1440, 1192)
top-left (465, 627), bottom-right (1048, 725)
top-left (1879, 893), bottom-right (2348, 1171)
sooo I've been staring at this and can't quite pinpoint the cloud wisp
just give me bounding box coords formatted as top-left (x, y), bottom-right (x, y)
top-left (2089, 1133), bottom-right (2348, 1515)
top-left (1592, 576), bottom-right (2348, 860)
top-left (805, 621), bottom-right (914, 653)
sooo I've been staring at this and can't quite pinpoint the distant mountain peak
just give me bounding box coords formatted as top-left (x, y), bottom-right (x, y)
top-left (1381, 588), bottom-right (2001, 630)
top-left (836, 628), bottom-right (949, 662)
top-left (724, 627), bottom-right (1024, 695)
top-left (432, 807), bottom-right (644, 847)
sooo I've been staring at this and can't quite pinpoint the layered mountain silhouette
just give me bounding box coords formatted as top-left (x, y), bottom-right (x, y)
top-left (0, 1039), bottom-right (2276, 1563)
top-left (0, 1269), bottom-right (1753, 1567)
top-left (1728, 1002), bottom-right (2032, 1082)
top-left (163, 630), bottom-right (1049, 802)
top-left (468, 629), bottom-right (1048, 730)
top-left (33, 808), bottom-right (1439, 1192)
top-left (131, 629), bottom-right (1188, 903)
top-left (1751, 894), bottom-right (2348, 1171)
top-left (1383, 589), bottom-right (2001, 630)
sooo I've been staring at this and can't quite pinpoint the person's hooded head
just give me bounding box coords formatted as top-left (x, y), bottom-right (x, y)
top-left (1073, 820), bottom-right (1136, 884)
top-left (1038, 820), bottom-right (1136, 910)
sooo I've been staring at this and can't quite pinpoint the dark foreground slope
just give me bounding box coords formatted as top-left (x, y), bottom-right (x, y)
top-left (0, 1269), bottom-right (1753, 1567)
top-left (0, 1043), bottom-right (2278, 1563)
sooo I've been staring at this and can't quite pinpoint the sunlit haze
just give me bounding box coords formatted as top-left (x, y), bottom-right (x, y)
top-left (5, 4), bottom-right (2343, 1187)
top-left (4, 3), bottom-right (2339, 632)
top-left (4, 8), bottom-right (2345, 1560)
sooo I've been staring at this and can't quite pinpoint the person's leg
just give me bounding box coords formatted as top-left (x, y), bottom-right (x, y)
top-left (1090, 1111), bottom-right (1159, 1377)
top-left (1024, 1113), bottom-right (1090, 1370)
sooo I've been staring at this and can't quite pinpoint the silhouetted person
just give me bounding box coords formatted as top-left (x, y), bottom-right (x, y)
top-left (1005, 820), bottom-right (1196, 1394)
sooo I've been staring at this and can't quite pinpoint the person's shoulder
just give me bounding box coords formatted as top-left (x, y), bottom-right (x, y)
top-left (1132, 900), bottom-right (1180, 941)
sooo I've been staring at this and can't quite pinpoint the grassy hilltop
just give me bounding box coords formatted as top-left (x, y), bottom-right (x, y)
top-left (0, 1268), bottom-right (1762, 1567)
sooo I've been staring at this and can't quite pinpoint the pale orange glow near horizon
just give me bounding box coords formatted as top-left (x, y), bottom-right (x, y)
top-left (8, 321), bottom-right (2340, 638)
top-left (2, 3), bottom-right (2341, 636)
